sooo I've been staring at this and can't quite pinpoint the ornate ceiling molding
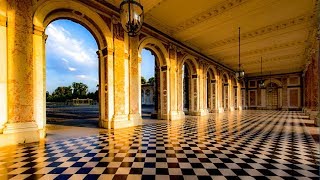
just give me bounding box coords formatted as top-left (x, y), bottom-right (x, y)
top-left (207, 13), bottom-right (315, 49)
top-left (242, 53), bottom-right (303, 66)
top-left (173, 0), bottom-right (250, 33)
top-left (216, 40), bottom-right (305, 61)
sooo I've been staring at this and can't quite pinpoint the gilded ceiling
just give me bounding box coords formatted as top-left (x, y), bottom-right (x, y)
top-left (107, 0), bottom-right (318, 76)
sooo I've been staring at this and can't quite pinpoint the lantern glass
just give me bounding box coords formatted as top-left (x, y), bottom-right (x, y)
top-left (236, 70), bottom-right (245, 80)
top-left (258, 80), bottom-right (265, 88)
top-left (120, 0), bottom-right (144, 36)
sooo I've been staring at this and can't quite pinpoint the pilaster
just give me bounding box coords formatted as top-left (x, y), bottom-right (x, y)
top-left (128, 35), bottom-right (142, 122)
top-left (0, 15), bottom-right (7, 133)
top-left (33, 25), bottom-right (46, 137)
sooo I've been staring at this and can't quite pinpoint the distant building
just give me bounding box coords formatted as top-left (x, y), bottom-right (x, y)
top-left (141, 84), bottom-right (154, 105)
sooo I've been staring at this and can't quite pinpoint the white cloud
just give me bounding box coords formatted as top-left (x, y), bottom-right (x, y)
top-left (46, 24), bottom-right (97, 65)
top-left (68, 67), bottom-right (77, 71)
top-left (76, 74), bottom-right (87, 79)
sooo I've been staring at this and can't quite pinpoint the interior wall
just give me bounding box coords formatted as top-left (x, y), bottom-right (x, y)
top-left (246, 73), bottom-right (302, 110)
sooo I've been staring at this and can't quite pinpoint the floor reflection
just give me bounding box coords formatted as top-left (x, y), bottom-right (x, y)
top-left (0, 111), bottom-right (319, 179)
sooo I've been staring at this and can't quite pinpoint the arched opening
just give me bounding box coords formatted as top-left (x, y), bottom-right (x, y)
top-left (222, 74), bottom-right (229, 110)
top-left (206, 68), bottom-right (216, 112)
top-left (45, 19), bottom-right (100, 138)
top-left (138, 38), bottom-right (169, 120)
top-left (33, 0), bottom-right (112, 138)
top-left (140, 48), bottom-right (158, 119)
top-left (266, 82), bottom-right (279, 110)
top-left (181, 58), bottom-right (198, 115)
top-left (183, 64), bottom-right (191, 113)
top-left (232, 77), bottom-right (238, 110)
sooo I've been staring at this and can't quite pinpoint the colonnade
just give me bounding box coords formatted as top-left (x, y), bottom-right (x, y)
top-left (0, 0), bottom-right (243, 147)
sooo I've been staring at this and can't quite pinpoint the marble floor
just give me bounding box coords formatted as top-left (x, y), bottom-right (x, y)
top-left (0, 111), bottom-right (319, 180)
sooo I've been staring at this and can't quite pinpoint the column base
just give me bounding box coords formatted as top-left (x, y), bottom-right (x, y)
top-left (99, 118), bottom-right (109, 129)
top-left (230, 107), bottom-right (235, 111)
top-left (151, 111), bottom-right (158, 119)
top-left (0, 122), bottom-right (42, 147)
top-left (169, 111), bottom-right (185, 120)
top-left (238, 106), bottom-right (243, 111)
top-left (190, 110), bottom-right (209, 116)
top-left (218, 107), bottom-right (224, 113)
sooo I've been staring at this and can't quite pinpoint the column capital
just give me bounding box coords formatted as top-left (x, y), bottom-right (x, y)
top-left (97, 47), bottom-right (113, 58)
top-left (0, 15), bottom-right (6, 27)
top-left (33, 25), bottom-right (45, 35)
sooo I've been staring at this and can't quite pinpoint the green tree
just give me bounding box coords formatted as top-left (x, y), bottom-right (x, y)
top-left (87, 90), bottom-right (99, 101)
top-left (51, 86), bottom-right (72, 102)
top-left (141, 76), bottom-right (146, 84)
top-left (148, 77), bottom-right (155, 85)
top-left (72, 82), bottom-right (88, 98)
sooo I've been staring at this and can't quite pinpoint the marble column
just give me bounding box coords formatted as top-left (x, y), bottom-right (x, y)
top-left (128, 36), bottom-right (142, 122)
top-left (33, 25), bottom-right (46, 138)
top-left (1, 0), bottom-right (40, 147)
top-left (97, 47), bottom-right (113, 128)
top-left (169, 46), bottom-right (184, 120)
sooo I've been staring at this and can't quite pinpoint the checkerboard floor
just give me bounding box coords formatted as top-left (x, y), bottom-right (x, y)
top-left (0, 111), bottom-right (319, 180)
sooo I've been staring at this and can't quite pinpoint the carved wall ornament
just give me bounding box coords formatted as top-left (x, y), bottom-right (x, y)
top-left (113, 23), bottom-right (124, 40)
top-left (111, 15), bottom-right (120, 24)
top-left (169, 43), bottom-right (177, 50)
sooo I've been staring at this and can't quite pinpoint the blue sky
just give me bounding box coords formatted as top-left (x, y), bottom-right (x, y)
top-left (46, 20), bottom-right (154, 93)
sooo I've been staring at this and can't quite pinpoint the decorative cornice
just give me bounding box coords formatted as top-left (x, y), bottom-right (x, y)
top-left (173, 0), bottom-right (250, 33)
top-left (217, 40), bottom-right (305, 61)
top-left (0, 15), bottom-right (6, 27)
top-left (207, 13), bottom-right (315, 49)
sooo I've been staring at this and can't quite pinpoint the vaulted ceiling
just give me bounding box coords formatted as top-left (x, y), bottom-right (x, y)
top-left (108, 0), bottom-right (318, 76)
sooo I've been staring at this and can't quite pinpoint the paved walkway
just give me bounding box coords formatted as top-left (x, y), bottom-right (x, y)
top-left (0, 111), bottom-right (319, 179)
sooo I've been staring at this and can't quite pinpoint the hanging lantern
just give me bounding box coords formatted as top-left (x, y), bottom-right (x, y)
top-left (236, 70), bottom-right (245, 80)
top-left (120, 0), bottom-right (144, 37)
top-left (258, 57), bottom-right (265, 88)
top-left (236, 27), bottom-right (245, 80)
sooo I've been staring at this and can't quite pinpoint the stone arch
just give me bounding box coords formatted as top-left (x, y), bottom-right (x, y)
top-left (205, 66), bottom-right (218, 112)
top-left (33, 0), bottom-right (112, 49)
top-left (264, 78), bottom-right (282, 87)
top-left (205, 65), bottom-right (218, 80)
top-left (221, 72), bottom-right (231, 111)
top-left (138, 37), bottom-right (169, 67)
top-left (32, 0), bottom-right (113, 130)
top-left (264, 78), bottom-right (282, 110)
top-left (138, 37), bottom-right (170, 119)
top-left (179, 55), bottom-right (200, 115)
top-left (179, 55), bottom-right (198, 74)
